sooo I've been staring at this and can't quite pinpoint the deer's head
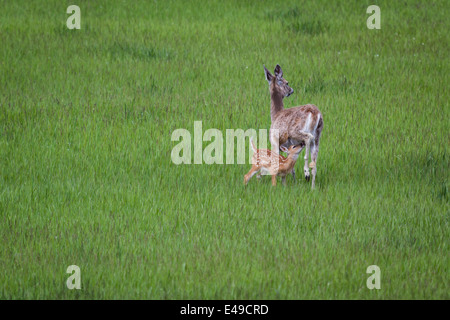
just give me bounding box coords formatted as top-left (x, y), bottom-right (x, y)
top-left (264, 64), bottom-right (294, 98)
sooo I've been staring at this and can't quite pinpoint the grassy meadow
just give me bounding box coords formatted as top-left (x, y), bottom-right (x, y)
top-left (0, 0), bottom-right (448, 299)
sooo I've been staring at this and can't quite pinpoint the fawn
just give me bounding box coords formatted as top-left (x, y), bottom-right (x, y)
top-left (244, 138), bottom-right (305, 186)
top-left (264, 64), bottom-right (323, 189)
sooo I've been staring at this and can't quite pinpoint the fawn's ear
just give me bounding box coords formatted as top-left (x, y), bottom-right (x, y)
top-left (264, 65), bottom-right (273, 83)
top-left (280, 146), bottom-right (288, 153)
top-left (274, 64), bottom-right (283, 79)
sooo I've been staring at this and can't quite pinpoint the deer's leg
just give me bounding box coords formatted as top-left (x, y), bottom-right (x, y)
top-left (310, 140), bottom-right (319, 190)
top-left (270, 133), bottom-right (279, 155)
top-left (282, 175), bottom-right (287, 186)
top-left (269, 132), bottom-right (281, 181)
top-left (303, 140), bottom-right (311, 182)
top-left (244, 166), bottom-right (260, 185)
top-left (299, 132), bottom-right (314, 182)
top-left (270, 128), bottom-right (281, 156)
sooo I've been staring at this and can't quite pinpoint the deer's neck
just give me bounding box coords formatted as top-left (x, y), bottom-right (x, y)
top-left (270, 91), bottom-right (284, 121)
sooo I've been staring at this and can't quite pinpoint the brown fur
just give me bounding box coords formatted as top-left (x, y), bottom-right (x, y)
top-left (264, 64), bottom-right (324, 189)
top-left (272, 104), bottom-right (322, 146)
top-left (244, 142), bottom-right (305, 186)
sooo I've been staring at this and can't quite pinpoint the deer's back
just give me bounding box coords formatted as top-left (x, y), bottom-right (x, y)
top-left (271, 104), bottom-right (322, 142)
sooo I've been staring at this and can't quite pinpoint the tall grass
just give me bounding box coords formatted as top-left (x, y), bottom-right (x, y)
top-left (0, 0), bottom-right (448, 299)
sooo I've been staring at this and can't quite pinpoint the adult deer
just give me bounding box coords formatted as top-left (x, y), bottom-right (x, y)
top-left (264, 64), bottom-right (323, 189)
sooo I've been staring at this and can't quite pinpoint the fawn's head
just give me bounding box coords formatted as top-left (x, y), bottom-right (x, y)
top-left (264, 64), bottom-right (294, 98)
top-left (280, 142), bottom-right (305, 155)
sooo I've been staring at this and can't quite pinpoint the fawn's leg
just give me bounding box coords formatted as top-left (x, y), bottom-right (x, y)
top-left (271, 174), bottom-right (277, 186)
top-left (282, 176), bottom-right (287, 186)
top-left (244, 166), bottom-right (260, 185)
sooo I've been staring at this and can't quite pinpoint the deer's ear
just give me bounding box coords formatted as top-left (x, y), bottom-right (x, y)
top-left (274, 64), bottom-right (283, 79)
top-left (264, 65), bottom-right (273, 83)
top-left (280, 146), bottom-right (288, 153)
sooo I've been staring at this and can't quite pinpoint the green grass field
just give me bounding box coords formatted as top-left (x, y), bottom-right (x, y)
top-left (0, 0), bottom-right (448, 299)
